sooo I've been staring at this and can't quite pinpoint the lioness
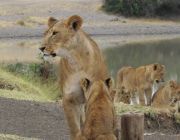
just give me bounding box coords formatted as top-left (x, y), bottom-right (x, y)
top-left (40, 15), bottom-right (109, 139)
top-left (151, 80), bottom-right (180, 108)
top-left (115, 63), bottom-right (165, 105)
top-left (75, 78), bottom-right (117, 140)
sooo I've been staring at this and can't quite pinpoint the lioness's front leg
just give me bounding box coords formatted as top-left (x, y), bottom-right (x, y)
top-left (145, 88), bottom-right (152, 106)
top-left (63, 93), bottom-right (85, 140)
top-left (139, 89), bottom-right (145, 105)
top-left (130, 92), bottom-right (137, 105)
top-left (63, 96), bottom-right (81, 140)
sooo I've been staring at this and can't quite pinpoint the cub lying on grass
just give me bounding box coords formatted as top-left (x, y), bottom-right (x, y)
top-left (75, 78), bottom-right (117, 140)
top-left (151, 80), bottom-right (180, 110)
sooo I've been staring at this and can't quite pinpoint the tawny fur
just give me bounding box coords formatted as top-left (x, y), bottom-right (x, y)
top-left (114, 64), bottom-right (165, 106)
top-left (152, 80), bottom-right (180, 108)
top-left (75, 79), bottom-right (117, 140)
top-left (42, 15), bottom-right (109, 140)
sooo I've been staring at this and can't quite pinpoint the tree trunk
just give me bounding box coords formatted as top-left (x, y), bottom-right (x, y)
top-left (121, 113), bottom-right (144, 140)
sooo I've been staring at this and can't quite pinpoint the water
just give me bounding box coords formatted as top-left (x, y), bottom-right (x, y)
top-left (104, 38), bottom-right (180, 82)
top-left (1, 37), bottom-right (180, 82)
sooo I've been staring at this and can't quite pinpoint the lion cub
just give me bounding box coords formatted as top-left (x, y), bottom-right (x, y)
top-left (75, 78), bottom-right (117, 140)
top-left (151, 80), bottom-right (180, 109)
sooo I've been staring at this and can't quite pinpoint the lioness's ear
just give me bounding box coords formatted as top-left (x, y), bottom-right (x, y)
top-left (80, 78), bottom-right (90, 91)
top-left (153, 64), bottom-right (158, 71)
top-left (105, 78), bottom-right (113, 89)
top-left (162, 65), bottom-right (165, 69)
top-left (48, 17), bottom-right (58, 27)
top-left (66, 15), bottom-right (83, 31)
top-left (153, 63), bottom-right (158, 71)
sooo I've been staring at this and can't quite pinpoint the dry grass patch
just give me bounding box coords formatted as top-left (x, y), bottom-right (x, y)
top-left (0, 134), bottom-right (40, 140)
top-left (16, 16), bottom-right (47, 27)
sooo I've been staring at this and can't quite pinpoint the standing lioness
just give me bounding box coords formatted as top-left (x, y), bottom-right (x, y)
top-left (40, 15), bottom-right (109, 140)
top-left (75, 78), bottom-right (117, 140)
top-left (115, 63), bottom-right (165, 105)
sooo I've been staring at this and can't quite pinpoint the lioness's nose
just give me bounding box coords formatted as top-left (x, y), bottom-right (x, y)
top-left (39, 47), bottom-right (45, 52)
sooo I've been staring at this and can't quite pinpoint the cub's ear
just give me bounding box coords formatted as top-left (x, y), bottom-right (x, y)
top-left (80, 78), bottom-right (91, 91)
top-left (162, 65), bottom-right (165, 69)
top-left (48, 17), bottom-right (58, 27)
top-left (169, 81), bottom-right (176, 88)
top-left (105, 78), bottom-right (113, 89)
top-left (66, 15), bottom-right (83, 31)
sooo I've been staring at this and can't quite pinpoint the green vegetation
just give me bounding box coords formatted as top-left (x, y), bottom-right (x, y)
top-left (103, 0), bottom-right (180, 17)
top-left (0, 63), bottom-right (60, 102)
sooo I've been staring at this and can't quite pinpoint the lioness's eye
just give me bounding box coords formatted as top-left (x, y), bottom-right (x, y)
top-left (52, 31), bottom-right (58, 36)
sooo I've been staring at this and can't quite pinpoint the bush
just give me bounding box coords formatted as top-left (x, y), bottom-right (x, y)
top-left (103, 0), bottom-right (180, 17)
top-left (4, 62), bottom-right (57, 80)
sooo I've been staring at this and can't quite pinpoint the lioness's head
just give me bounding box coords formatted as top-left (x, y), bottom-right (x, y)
top-left (40, 15), bottom-right (83, 57)
top-left (167, 81), bottom-right (180, 105)
top-left (80, 78), bottom-right (114, 102)
top-left (148, 63), bottom-right (165, 83)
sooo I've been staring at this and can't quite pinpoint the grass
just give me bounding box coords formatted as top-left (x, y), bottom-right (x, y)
top-left (0, 16), bottom-right (47, 28)
top-left (115, 102), bottom-right (158, 117)
top-left (16, 16), bottom-right (47, 27)
top-left (0, 21), bottom-right (14, 28)
top-left (115, 102), bottom-right (180, 125)
top-left (103, 0), bottom-right (180, 17)
top-left (0, 134), bottom-right (40, 140)
top-left (0, 65), bottom-right (60, 102)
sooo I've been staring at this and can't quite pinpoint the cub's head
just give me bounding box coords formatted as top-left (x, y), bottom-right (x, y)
top-left (118, 89), bottom-right (131, 104)
top-left (40, 15), bottom-right (83, 57)
top-left (80, 78), bottom-right (115, 102)
top-left (148, 63), bottom-right (165, 83)
top-left (167, 81), bottom-right (180, 105)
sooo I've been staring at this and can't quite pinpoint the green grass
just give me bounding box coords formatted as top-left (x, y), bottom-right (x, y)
top-left (0, 66), bottom-right (60, 102)
top-left (0, 134), bottom-right (40, 140)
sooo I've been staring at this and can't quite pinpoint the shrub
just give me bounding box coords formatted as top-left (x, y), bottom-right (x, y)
top-left (103, 0), bottom-right (180, 17)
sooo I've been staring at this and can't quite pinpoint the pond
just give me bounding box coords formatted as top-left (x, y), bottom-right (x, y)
top-left (104, 38), bottom-right (180, 82)
top-left (0, 37), bottom-right (180, 82)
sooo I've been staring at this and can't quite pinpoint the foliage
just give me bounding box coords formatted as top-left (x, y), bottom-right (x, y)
top-left (0, 63), bottom-right (61, 102)
top-left (103, 0), bottom-right (180, 17)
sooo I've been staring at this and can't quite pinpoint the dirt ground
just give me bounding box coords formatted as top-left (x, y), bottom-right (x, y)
top-left (0, 97), bottom-right (179, 140)
top-left (1, 0), bottom-right (180, 63)
top-left (0, 97), bottom-right (70, 140)
top-left (1, 0), bottom-right (180, 47)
